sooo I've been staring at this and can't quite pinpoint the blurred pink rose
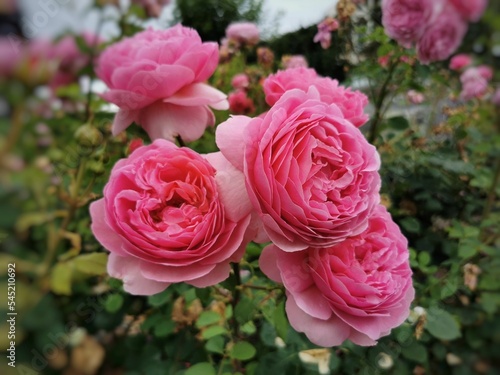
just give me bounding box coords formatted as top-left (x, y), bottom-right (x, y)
top-left (416, 5), bottom-right (467, 64)
top-left (216, 88), bottom-right (380, 252)
top-left (260, 205), bottom-right (414, 346)
top-left (0, 37), bottom-right (20, 78)
top-left (476, 65), bottom-right (493, 81)
top-left (90, 139), bottom-right (252, 295)
top-left (382, 0), bottom-right (439, 47)
top-left (378, 54), bottom-right (391, 68)
top-left (282, 55), bottom-right (308, 69)
top-left (406, 90), bottom-right (425, 104)
top-left (50, 32), bottom-right (103, 90)
top-left (460, 67), bottom-right (488, 100)
top-left (225, 22), bottom-right (260, 47)
top-left (231, 73), bottom-right (250, 90)
top-left (314, 17), bottom-right (339, 49)
top-left (492, 88), bottom-right (500, 106)
top-left (96, 24), bottom-right (228, 142)
top-left (14, 39), bottom-right (59, 87)
top-left (449, 54), bottom-right (472, 71)
top-left (228, 90), bottom-right (255, 115)
top-left (263, 68), bottom-right (369, 127)
top-left (449, 0), bottom-right (488, 22)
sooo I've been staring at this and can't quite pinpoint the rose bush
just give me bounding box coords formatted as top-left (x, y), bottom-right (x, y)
top-left (216, 87), bottom-right (381, 252)
top-left (260, 205), bottom-right (414, 347)
top-left (89, 139), bottom-right (252, 295)
top-left (96, 24), bottom-right (228, 142)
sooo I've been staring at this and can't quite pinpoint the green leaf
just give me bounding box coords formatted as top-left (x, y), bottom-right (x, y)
top-left (401, 341), bottom-right (428, 363)
top-left (196, 311), bottom-right (222, 328)
top-left (400, 217), bottom-right (421, 234)
top-left (230, 341), bottom-right (257, 361)
top-left (388, 116), bottom-right (410, 131)
top-left (104, 293), bottom-right (123, 313)
top-left (154, 320), bottom-right (175, 337)
top-left (50, 262), bottom-right (73, 295)
top-left (202, 325), bottom-right (228, 340)
top-left (185, 362), bottom-right (216, 375)
top-left (425, 307), bottom-right (461, 340)
top-left (235, 298), bottom-right (255, 324)
top-left (205, 336), bottom-right (225, 354)
top-left (147, 289), bottom-right (171, 307)
top-left (73, 253), bottom-right (108, 276)
top-left (273, 300), bottom-right (289, 340)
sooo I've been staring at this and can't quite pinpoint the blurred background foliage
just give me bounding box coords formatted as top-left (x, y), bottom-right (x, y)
top-left (0, 0), bottom-right (499, 374)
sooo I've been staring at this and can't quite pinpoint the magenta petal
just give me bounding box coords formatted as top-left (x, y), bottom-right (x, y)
top-left (188, 263), bottom-right (232, 287)
top-left (107, 254), bottom-right (170, 295)
top-left (259, 245), bottom-right (283, 283)
top-left (89, 199), bottom-right (127, 256)
top-left (286, 295), bottom-right (350, 347)
top-left (215, 115), bottom-right (253, 171)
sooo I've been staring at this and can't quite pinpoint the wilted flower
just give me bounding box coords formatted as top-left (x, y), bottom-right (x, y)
top-left (257, 47), bottom-right (274, 68)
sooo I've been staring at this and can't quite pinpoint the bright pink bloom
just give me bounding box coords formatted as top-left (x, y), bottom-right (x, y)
top-left (260, 205), bottom-right (414, 347)
top-left (263, 68), bottom-right (369, 127)
top-left (382, 0), bottom-right (440, 47)
top-left (406, 90), bottom-right (425, 104)
top-left (90, 139), bottom-right (252, 295)
top-left (449, 0), bottom-right (488, 22)
top-left (228, 90), bottom-right (255, 115)
top-left (476, 65), bottom-right (493, 81)
top-left (225, 22), bottom-right (260, 47)
top-left (449, 54), bottom-right (472, 71)
top-left (460, 67), bottom-right (488, 100)
top-left (231, 73), bottom-right (250, 90)
top-left (416, 5), bottom-right (467, 64)
top-left (96, 25), bottom-right (228, 142)
top-left (216, 88), bottom-right (381, 252)
top-left (282, 55), bottom-right (308, 69)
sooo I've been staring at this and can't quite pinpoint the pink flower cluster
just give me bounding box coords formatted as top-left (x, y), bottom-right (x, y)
top-left (96, 24), bottom-right (228, 142)
top-left (460, 65), bottom-right (493, 101)
top-left (92, 26), bottom-right (413, 348)
top-left (228, 73), bottom-right (255, 115)
top-left (382, 0), bottom-right (488, 63)
top-left (313, 17), bottom-right (339, 49)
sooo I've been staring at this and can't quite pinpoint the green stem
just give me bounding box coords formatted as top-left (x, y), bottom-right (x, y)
top-left (368, 60), bottom-right (398, 144)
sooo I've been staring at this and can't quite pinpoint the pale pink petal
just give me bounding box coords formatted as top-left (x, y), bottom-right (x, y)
top-left (107, 253), bottom-right (170, 295)
top-left (140, 261), bottom-right (216, 283)
top-left (112, 109), bottom-right (138, 136)
top-left (215, 115), bottom-right (252, 171)
top-left (259, 245), bottom-right (283, 283)
top-left (89, 199), bottom-right (128, 256)
top-left (164, 82), bottom-right (229, 110)
top-left (188, 263), bottom-right (232, 287)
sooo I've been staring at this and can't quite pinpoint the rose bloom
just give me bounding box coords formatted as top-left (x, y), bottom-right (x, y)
top-left (449, 0), bottom-right (488, 22)
top-left (231, 73), bottom-right (250, 90)
top-left (476, 65), bottom-right (493, 81)
top-left (282, 55), bottom-right (308, 69)
top-left (314, 17), bottom-right (339, 49)
top-left (260, 205), bottom-right (414, 346)
top-left (216, 88), bottom-right (381, 252)
top-left (225, 22), bottom-right (260, 47)
top-left (382, 0), bottom-right (439, 47)
top-left (264, 68), bottom-right (369, 128)
top-left (406, 90), bottom-right (425, 104)
top-left (90, 139), bottom-right (253, 295)
top-left (460, 67), bottom-right (488, 100)
top-left (449, 53), bottom-right (472, 71)
top-left (228, 90), bottom-right (255, 115)
top-left (0, 37), bottom-right (20, 78)
top-left (416, 5), bottom-right (467, 64)
top-left (96, 24), bottom-right (228, 142)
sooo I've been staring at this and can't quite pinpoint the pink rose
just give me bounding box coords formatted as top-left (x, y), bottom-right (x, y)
top-left (90, 139), bottom-right (252, 295)
top-left (216, 88), bottom-right (381, 252)
top-left (231, 73), bottom-right (250, 90)
top-left (460, 67), bottom-right (488, 100)
top-left (314, 17), bottom-right (339, 49)
top-left (96, 25), bottom-right (228, 142)
top-left (282, 55), bottom-right (308, 69)
top-left (416, 5), bottom-right (467, 64)
top-left (263, 68), bottom-right (369, 127)
top-left (260, 205), bottom-right (414, 346)
top-left (228, 90), bottom-right (255, 115)
top-left (382, 0), bottom-right (440, 47)
top-left (0, 37), bottom-right (20, 78)
top-left (225, 22), bottom-right (260, 47)
top-left (449, 53), bottom-right (472, 71)
top-left (449, 0), bottom-right (488, 22)
top-left (476, 65), bottom-right (493, 81)
top-left (406, 90), bottom-right (425, 104)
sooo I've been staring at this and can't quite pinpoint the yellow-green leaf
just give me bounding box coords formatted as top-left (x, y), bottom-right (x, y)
top-left (73, 253), bottom-right (108, 276)
top-left (50, 262), bottom-right (73, 295)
